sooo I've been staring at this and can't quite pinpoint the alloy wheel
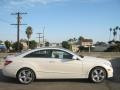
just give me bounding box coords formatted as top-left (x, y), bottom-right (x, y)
top-left (91, 67), bottom-right (106, 83)
top-left (17, 68), bottom-right (35, 84)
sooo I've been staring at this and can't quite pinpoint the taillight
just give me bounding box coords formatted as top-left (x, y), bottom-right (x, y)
top-left (4, 61), bottom-right (12, 66)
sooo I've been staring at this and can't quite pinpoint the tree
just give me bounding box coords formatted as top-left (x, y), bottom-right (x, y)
top-left (45, 42), bottom-right (50, 47)
top-left (115, 26), bottom-right (119, 41)
top-left (119, 27), bottom-right (120, 41)
top-left (12, 42), bottom-right (23, 52)
top-left (113, 28), bottom-right (117, 41)
top-left (105, 41), bottom-right (120, 52)
top-left (105, 45), bottom-right (120, 52)
top-left (78, 36), bottom-right (84, 41)
top-left (20, 39), bottom-right (27, 42)
top-left (109, 28), bottom-right (112, 41)
top-left (5, 40), bottom-right (11, 51)
top-left (26, 26), bottom-right (33, 49)
top-left (68, 38), bottom-right (73, 42)
top-left (115, 26), bottom-right (119, 30)
top-left (62, 41), bottom-right (70, 49)
top-left (0, 40), bottom-right (3, 44)
top-left (95, 41), bottom-right (107, 46)
top-left (78, 36), bottom-right (84, 44)
top-left (29, 40), bottom-right (37, 49)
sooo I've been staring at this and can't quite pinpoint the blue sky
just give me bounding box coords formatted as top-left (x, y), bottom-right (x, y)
top-left (0, 0), bottom-right (120, 43)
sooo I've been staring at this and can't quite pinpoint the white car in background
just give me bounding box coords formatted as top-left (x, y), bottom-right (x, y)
top-left (2, 47), bottom-right (113, 84)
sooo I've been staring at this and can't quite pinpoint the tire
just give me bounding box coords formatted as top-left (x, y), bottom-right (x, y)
top-left (89, 67), bottom-right (107, 83)
top-left (17, 68), bottom-right (35, 84)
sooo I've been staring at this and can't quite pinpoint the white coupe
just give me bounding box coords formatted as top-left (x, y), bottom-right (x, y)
top-left (2, 47), bottom-right (113, 84)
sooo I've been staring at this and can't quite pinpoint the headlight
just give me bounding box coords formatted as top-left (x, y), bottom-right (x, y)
top-left (104, 62), bottom-right (112, 67)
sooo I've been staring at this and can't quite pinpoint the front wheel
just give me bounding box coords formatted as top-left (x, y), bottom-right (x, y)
top-left (17, 68), bottom-right (35, 84)
top-left (89, 67), bottom-right (107, 83)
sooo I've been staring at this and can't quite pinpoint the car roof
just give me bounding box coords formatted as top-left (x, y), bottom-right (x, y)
top-left (18, 47), bottom-right (75, 57)
top-left (35, 47), bottom-right (66, 50)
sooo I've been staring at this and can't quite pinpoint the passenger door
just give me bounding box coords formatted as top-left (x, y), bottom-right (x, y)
top-left (48, 49), bottom-right (83, 78)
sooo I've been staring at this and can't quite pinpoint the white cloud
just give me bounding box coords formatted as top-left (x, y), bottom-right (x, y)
top-left (79, 0), bottom-right (110, 3)
top-left (6, 0), bottom-right (66, 6)
top-left (0, 0), bottom-right (67, 12)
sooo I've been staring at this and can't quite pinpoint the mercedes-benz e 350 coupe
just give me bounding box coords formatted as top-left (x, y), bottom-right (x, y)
top-left (2, 47), bottom-right (113, 84)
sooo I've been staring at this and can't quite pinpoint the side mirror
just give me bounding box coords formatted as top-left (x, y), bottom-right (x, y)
top-left (72, 56), bottom-right (79, 60)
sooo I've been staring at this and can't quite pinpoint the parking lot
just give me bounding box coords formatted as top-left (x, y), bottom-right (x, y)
top-left (0, 53), bottom-right (120, 90)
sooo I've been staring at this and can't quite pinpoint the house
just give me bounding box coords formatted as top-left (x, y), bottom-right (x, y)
top-left (68, 39), bottom-right (79, 52)
top-left (49, 43), bottom-right (62, 47)
top-left (71, 44), bottom-right (79, 52)
top-left (79, 38), bottom-right (93, 47)
top-left (21, 42), bottom-right (28, 50)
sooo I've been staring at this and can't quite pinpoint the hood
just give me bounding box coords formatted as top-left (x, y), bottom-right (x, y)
top-left (83, 56), bottom-right (110, 64)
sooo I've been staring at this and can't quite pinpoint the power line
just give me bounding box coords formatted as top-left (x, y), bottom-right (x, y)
top-left (11, 12), bottom-right (27, 51)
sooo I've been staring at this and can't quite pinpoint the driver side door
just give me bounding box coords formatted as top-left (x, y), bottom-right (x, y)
top-left (50, 49), bottom-right (83, 78)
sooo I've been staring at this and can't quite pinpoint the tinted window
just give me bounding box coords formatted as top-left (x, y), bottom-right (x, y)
top-left (24, 49), bottom-right (52, 58)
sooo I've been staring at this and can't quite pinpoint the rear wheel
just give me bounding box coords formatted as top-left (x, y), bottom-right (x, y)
top-left (17, 68), bottom-right (35, 84)
top-left (89, 67), bottom-right (107, 83)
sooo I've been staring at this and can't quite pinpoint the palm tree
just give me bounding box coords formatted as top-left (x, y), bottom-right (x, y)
top-left (113, 28), bottom-right (117, 41)
top-left (109, 28), bottom-right (112, 41)
top-left (26, 26), bottom-right (33, 49)
top-left (73, 37), bottom-right (77, 41)
top-left (119, 27), bottom-right (120, 41)
top-left (115, 26), bottom-right (119, 40)
top-left (116, 26), bottom-right (119, 30)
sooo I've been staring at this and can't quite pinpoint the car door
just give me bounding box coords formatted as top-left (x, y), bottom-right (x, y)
top-left (48, 49), bottom-right (83, 78)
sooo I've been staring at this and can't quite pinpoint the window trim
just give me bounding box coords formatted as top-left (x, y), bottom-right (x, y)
top-left (24, 49), bottom-right (52, 58)
top-left (23, 49), bottom-right (73, 60)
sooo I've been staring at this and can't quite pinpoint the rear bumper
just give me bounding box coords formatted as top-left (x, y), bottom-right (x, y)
top-left (2, 67), bottom-right (16, 78)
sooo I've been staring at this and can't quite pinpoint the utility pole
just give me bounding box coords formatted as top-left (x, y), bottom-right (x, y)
top-left (11, 12), bottom-right (27, 51)
top-left (36, 33), bottom-right (43, 47)
top-left (42, 26), bottom-right (45, 47)
top-left (36, 26), bottom-right (45, 47)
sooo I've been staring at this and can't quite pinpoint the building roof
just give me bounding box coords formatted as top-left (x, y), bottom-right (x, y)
top-left (81, 39), bottom-right (93, 42)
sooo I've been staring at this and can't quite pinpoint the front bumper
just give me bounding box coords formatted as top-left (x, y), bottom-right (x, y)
top-left (106, 67), bottom-right (113, 78)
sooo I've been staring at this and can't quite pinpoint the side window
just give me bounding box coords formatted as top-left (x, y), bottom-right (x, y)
top-left (24, 50), bottom-right (52, 58)
top-left (51, 50), bottom-right (73, 59)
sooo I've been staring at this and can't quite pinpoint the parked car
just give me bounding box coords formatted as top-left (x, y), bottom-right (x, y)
top-left (2, 47), bottom-right (113, 84)
top-left (0, 45), bottom-right (7, 53)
